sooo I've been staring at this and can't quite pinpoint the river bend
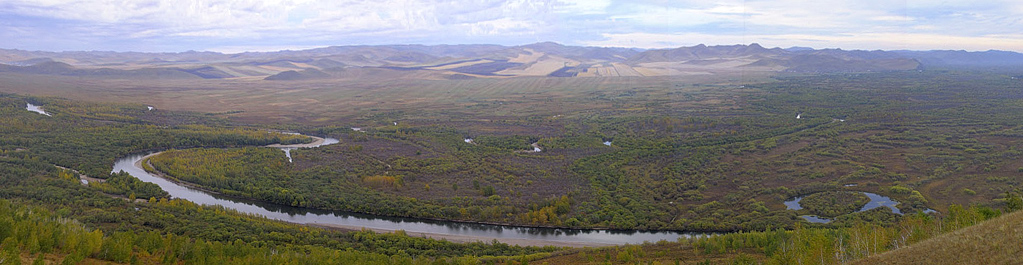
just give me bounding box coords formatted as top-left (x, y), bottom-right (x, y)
top-left (112, 136), bottom-right (701, 246)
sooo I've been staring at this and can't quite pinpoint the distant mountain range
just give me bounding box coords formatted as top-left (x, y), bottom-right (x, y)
top-left (1, 42), bottom-right (1021, 81)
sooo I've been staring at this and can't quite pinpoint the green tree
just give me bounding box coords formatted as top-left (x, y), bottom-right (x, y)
top-left (0, 237), bottom-right (20, 265)
top-left (1006, 192), bottom-right (1023, 212)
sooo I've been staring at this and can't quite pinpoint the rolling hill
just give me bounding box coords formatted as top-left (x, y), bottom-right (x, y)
top-left (2, 42), bottom-right (1021, 81)
top-left (852, 209), bottom-right (1023, 264)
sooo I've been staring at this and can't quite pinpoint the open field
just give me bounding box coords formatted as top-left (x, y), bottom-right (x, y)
top-left (0, 72), bottom-right (775, 126)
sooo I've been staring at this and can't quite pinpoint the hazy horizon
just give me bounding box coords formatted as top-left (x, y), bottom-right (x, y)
top-left (1, 0), bottom-right (1021, 53)
top-left (3, 41), bottom-right (1022, 56)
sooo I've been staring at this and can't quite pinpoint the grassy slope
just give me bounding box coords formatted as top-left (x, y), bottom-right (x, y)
top-left (853, 210), bottom-right (1023, 265)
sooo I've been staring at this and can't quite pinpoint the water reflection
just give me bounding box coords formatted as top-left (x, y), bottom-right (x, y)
top-left (799, 215), bottom-right (831, 223)
top-left (26, 103), bottom-right (51, 116)
top-left (784, 191), bottom-right (930, 223)
top-left (859, 192), bottom-right (901, 214)
top-left (277, 137), bottom-right (340, 163)
top-left (784, 196), bottom-right (804, 210)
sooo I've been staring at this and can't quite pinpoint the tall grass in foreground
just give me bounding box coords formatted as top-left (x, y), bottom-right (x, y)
top-left (693, 203), bottom-right (1007, 265)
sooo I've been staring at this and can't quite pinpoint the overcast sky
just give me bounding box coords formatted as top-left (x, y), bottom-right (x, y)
top-left (1, 0), bottom-right (1020, 53)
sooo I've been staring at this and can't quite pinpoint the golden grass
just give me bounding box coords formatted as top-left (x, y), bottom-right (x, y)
top-left (852, 210), bottom-right (1023, 265)
top-left (506, 48), bottom-right (544, 63)
top-left (362, 175), bottom-right (402, 189)
top-left (495, 57), bottom-right (575, 76)
top-left (534, 244), bottom-right (765, 265)
top-left (426, 59), bottom-right (493, 70)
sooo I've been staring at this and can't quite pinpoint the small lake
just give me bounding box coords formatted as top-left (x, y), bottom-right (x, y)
top-left (113, 136), bottom-right (701, 245)
top-left (603, 141), bottom-right (612, 146)
top-left (26, 103), bottom-right (51, 116)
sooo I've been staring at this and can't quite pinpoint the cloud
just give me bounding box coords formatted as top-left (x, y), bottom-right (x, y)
top-left (871, 16), bottom-right (914, 22)
top-left (610, 5), bottom-right (735, 27)
top-left (1, 0), bottom-right (553, 38)
top-left (556, 0), bottom-right (610, 15)
top-left (0, 0), bottom-right (1020, 52)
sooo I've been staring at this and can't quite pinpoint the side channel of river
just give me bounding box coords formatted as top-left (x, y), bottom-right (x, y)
top-left (785, 192), bottom-right (936, 223)
top-left (112, 136), bottom-right (707, 246)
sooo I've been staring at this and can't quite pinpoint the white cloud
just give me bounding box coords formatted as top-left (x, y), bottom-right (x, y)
top-left (556, 0), bottom-right (611, 15)
top-left (871, 16), bottom-right (914, 22)
top-left (468, 17), bottom-right (538, 36)
top-left (2, 0), bottom-right (552, 40)
top-left (1, 0), bottom-right (1021, 52)
top-left (610, 6), bottom-right (734, 27)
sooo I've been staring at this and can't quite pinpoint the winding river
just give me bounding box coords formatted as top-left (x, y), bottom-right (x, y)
top-left (111, 136), bottom-right (703, 246)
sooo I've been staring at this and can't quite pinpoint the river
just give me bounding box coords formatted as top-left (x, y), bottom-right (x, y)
top-left (785, 191), bottom-right (935, 223)
top-left (111, 136), bottom-right (703, 246)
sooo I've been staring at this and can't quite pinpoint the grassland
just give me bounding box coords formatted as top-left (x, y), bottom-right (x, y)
top-left (0, 72), bottom-right (774, 125)
top-left (852, 208), bottom-right (1023, 264)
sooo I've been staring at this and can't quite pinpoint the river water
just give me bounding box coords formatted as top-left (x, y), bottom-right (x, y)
top-left (784, 191), bottom-right (934, 223)
top-left (111, 137), bottom-right (701, 245)
top-left (280, 138), bottom-right (340, 162)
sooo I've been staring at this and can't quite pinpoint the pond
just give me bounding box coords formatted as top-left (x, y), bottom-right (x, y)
top-left (26, 103), bottom-right (51, 116)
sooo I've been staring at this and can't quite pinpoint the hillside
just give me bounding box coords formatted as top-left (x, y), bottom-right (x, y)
top-left (852, 209), bottom-right (1023, 264)
top-left (4, 43), bottom-right (1017, 81)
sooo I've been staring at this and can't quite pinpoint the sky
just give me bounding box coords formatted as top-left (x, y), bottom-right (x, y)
top-left (0, 0), bottom-right (1020, 53)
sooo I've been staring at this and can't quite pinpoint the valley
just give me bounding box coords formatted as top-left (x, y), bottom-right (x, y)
top-left (1, 43), bottom-right (1022, 264)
